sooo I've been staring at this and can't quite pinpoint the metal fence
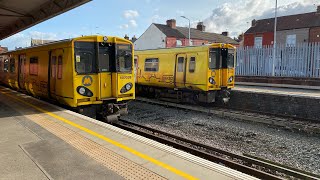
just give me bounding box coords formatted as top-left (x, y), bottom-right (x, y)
top-left (236, 42), bottom-right (320, 78)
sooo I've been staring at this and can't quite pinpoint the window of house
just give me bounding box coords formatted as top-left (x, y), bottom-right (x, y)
top-left (189, 57), bottom-right (196, 72)
top-left (51, 56), bottom-right (56, 78)
top-left (176, 39), bottom-right (182, 47)
top-left (286, 34), bottom-right (296, 47)
top-left (9, 58), bottom-right (15, 73)
top-left (58, 56), bottom-right (63, 79)
top-left (144, 58), bottom-right (159, 72)
top-left (4, 59), bottom-right (9, 72)
top-left (29, 57), bottom-right (38, 75)
top-left (254, 37), bottom-right (263, 48)
top-left (177, 57), bottom-right (184, 72)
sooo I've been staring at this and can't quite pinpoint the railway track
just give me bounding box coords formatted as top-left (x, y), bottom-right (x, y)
top-left (136, 97), bottom-right (320, 135)
top-left (115, 119), bottom-right (320, 180)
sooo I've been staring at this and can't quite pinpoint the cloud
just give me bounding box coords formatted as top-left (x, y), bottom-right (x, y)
top-left (120, 24), bottom-right (129, 29)
top-left (129, 20), bottom-right (138, 27)
top-left (123, 10), bottom-right (139, 19)
top-left (201, 0), bottom-right (316, 37)
top-left (176, 10), bottom-right (184, 16)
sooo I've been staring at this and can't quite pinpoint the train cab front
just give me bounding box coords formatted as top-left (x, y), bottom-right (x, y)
top-left (207, 44), bottom-right (236, 104)
top-left (73, 36), bottom-right (134, 123)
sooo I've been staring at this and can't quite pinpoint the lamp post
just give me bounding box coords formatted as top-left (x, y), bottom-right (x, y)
top-left (181, 16), bottom-right (191, 46)
top-left (272, 0), bottom-right (278, 76)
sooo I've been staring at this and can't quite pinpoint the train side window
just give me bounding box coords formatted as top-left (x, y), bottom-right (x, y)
top-left (29, 57), bottom-right (38, 75)
top-left (9, 58), bottom-right (15, 73)
top-left (4, 59), bottom-right (9, 72)
top-left (51, 56), bottom-right (56, 78)
top-left (57, 56), bottom-right (63, 79)
top-left (145, 58), bottom-right (159, 72)
top-left (189, 57), bottom-right (196, 73)
top-left (177, 57), bottom-right (184, 72)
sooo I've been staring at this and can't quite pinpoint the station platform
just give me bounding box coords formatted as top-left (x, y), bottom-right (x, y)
top-left (234, 83), bottom-right (320, 99)
top-left (0, 86), bottom-right (257, 180)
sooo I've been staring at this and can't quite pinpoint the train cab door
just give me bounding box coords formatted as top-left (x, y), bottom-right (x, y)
top-left (18, 54), bottom-right (26, 89)
top-left (49, 51), bottom-right (57, 99)
top-left (174, 54), bottom-right (187, 88)
top-left (98, 46), bottom-right (112, 99)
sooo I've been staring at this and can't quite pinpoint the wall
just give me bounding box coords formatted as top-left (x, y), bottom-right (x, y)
top-left (276, 28), bottom-right (309, 45)
top-left (134, 24), bottom-right (166, 50)
top-left (309, 27), bottom-right (320, 42)
top-left (166, 37), bottom-right (177, 48)
top-left (243, 32), bottom-right (274, 47)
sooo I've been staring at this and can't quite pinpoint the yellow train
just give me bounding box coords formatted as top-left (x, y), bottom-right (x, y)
top-left (0, 35), bottom-right (135, 122)
top-left (134, 43), bottom-right (235, 103)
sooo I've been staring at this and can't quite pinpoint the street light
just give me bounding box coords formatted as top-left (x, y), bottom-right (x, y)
top-left (181, 16), bottom-right (191, 46)
top-left (272, 0), bottom-right (278, 76)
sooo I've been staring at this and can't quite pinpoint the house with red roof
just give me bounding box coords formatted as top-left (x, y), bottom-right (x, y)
top-left (244, 5), bottom-right (320, 47)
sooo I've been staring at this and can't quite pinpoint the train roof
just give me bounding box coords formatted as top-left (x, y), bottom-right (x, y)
top-left (135, 43), bottom-right (236, 53)
top-left (1, 35), bottom-right (132, 54)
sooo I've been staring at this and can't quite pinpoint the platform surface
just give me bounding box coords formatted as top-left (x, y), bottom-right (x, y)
top-left (0, 86), bottom-right (257, 180)
top-left (234, 84), bottom-right (320, 98)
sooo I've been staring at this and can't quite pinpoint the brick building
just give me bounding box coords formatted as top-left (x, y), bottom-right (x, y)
top-left (244, 5), bottom-right (320, 47)
top-left (134, 19), bottom-right (238, 50)
top-left (0, 46), bottom-right (8, 54)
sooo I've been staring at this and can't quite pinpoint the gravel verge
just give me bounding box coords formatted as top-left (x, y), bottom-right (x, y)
top-left (122, 101), bottom-right (320, 175)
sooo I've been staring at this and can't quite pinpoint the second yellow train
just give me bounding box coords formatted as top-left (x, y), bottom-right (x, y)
top-left (134, 43), bottom-right (236, 103)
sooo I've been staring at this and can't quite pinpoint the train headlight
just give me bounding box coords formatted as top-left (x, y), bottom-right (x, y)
top-left (103, 36), bottom-right (108, 42)
top-left (77, 86), bottom-right (93, 97)
top-left (228, 76), bottom-right (234, 83)
top-left (78, 87), bottom-right (86, 95)
top-left (209, 77), bottom-right (215, 85)
top-left (120, 83), bottom-right (133, 93)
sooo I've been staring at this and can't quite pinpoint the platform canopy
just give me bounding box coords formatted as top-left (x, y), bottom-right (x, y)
top-left (0, 0), bottom-right (91, 40)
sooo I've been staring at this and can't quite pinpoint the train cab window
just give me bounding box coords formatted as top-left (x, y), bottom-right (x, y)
top-left (117, 44), bottom-right (132, 72)
top-left (189, 57), bottom-right (196, 73)
top-left (57, 56), bottom-right (63, 79)
top-left (227, 49), bottom-right (235, 68)
top-left (177, 57), bottom-right (184, 72)
top-left (209, 48), bottom-right (220, 69)
top-left (51, 56), bottom-right (56, 78)
top-left (74, 41), bottom-right (96, 74)
top-left (9, 58), bottom-right (15, 73)
top-left (29, 57), bottom-right (38, 75)
top-left (145, 58), bottom-right (159, 72)
top-left (3, 59), bottom-right (9, 72)
top-left (75, 52), bottom-right (94, 74)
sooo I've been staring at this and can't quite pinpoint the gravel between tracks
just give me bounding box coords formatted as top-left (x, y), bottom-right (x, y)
top-left (122, 101), bottom-right (320, 175)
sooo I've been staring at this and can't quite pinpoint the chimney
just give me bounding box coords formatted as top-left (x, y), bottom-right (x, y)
top-left (196, 22), bottom-right (206, 32)
top-left (124, 34), bottom-right (129, 40)
top-left (252, 19), bottom-right (257, 27)
top-left (221, 31), bottom-right (229, 36)
top-left (131, 35), bottom-right (137, 43)
top-left (166, 19), bottom-right (176, 29)
top-left (317, 5), bottom-right (320, 13)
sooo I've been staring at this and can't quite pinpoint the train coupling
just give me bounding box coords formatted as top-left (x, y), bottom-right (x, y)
top-left (220, 89), bottom-right (230, 104)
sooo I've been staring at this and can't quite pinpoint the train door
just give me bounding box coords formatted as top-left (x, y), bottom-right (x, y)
top-left (18, 54), bottom-right (26, 89)
top-left (99, 45), bottom-right (112, 99)
top-left (49, 51), bottom-right (57, 99)
top-left (174, 54), bottom-right (186, 88)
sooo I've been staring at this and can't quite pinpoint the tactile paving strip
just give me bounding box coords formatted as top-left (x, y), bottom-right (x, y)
top-left (22, 113), bottom-right (166, 180)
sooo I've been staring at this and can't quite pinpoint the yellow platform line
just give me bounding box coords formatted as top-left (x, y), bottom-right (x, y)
top-left (0, 89), bottom-right (198, 180)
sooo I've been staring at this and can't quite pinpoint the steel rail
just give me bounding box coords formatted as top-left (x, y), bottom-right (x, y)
top-left (115, 119), bottom-right (281, 180)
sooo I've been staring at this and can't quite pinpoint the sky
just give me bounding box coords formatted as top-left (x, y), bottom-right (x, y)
top-left (0, 0), bottom-right (319, 50)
